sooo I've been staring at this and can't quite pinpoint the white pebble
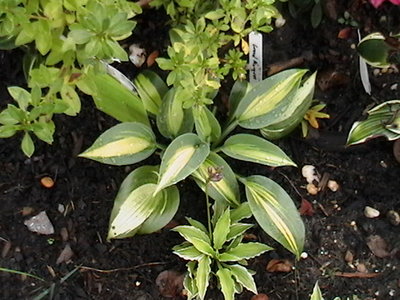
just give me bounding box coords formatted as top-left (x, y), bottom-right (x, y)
top-left (390, 83), bottom-right (398, 90)
top-left (364, 206), bottom-right (380, 218)
top-left (300, 252), bottom-right (308, 259)
top-left (24, 211), bottom-right (55, 235)
top-left (327, 180), bottom-right (339, 192)
top-left (301, 165), bottom-right (319, 183)
top-left (129, 44), bottom-right (146, 67)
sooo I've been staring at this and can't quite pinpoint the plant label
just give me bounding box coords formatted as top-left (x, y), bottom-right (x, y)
top-left (249, 31), bottom-right (263, 83)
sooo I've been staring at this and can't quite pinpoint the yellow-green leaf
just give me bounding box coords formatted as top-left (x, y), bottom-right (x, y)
top-left (242, 175), bottom-right (305, 258)
top-left (155, 133), bottom-right (209, 194)
top-left (221, 134), bottom-right (296, 167)
top-left (79, 122), bottom-right (156, 165)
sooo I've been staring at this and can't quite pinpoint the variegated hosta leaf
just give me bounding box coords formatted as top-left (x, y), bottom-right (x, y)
top-left (196, 256), bottom-right (211, 300)
top-left (133, 70), bottom-right (168, 115)
top-left (79, 122), bottom-right (156, 165)
top-left (260, 72), bottom-right (316, 140)
top-left (155, 133), bottom-right (210, 194)
top-left (230, 202), bottom-right (252, 223)
top-left (347, 100), bottom-right (400, 145)
top-left (78, 71), bottom-right (149, 125)
top-left (107, 183), bottom-right (161, 239)
top-left (227, 80), bottom-right (252, 122)
top-left (242, 175), bottom-right (305, 258)
top-left (183, 261), bottom-right (199, 300)
top-left (357, 32), bottom-right (392, 68)
top-left (193, 105), bottom-right (221, 143)
top-left (216, 266), bottom-right (235, 300)
top-left (157, 88), bottom-right (194, 139)
top-left (136, 184), bottom-right (179, 234)
top-left (172, 225), bottom-right (215, 257)
top-left (234, 69), bottom-right (308, 129)
top-left (191, 152), bottom-right (241, 207)
top-left (226, 223), bottom-right (253, 241)
top-left (218, 242), bottom-right (272, 262)
top-left (228, 264), bottom-right (257, 294)
top-left (221, 134), bottom-right (296, 167)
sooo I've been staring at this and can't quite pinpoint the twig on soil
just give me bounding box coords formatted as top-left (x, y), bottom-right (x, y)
top-left (316, 202), bottom-right (329, 217)
top-left (278, 170), bottom-right (303, 199)
top-left (78, 262), bottom-right (167, 274)
top-left (334, 271), bottom-right (381, 278)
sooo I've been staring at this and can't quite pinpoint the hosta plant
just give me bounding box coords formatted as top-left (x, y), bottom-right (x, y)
top-left (78, 64), bottom-right (316, 298)
top-left (0, 0), bottom-right (141, 156)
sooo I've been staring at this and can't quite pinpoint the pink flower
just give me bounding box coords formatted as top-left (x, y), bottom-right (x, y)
top-left (370, 0), bottom-right (400, 8)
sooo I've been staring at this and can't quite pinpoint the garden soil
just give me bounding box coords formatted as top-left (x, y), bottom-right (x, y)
top-left (1, 1), bottom-right (400, 300)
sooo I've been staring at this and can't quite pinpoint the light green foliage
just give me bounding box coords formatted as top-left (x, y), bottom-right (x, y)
top-left (173, 206), bottom-right (272, 300)
top-left (0, 0), bottom-right (141, 155)
top-left (151, 0), bottom-right (282, 106)
top-left (347, 100), bottom-right (400, 145)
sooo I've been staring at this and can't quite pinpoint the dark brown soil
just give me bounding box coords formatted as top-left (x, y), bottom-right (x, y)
top-left (1, 2), bottom-right (400, 300)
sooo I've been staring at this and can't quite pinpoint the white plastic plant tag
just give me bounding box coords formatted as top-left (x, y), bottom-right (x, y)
top-left (358, 29), bottom-right (371, 95)
top-left (101, 61), bottom-right (138, 93)
top-left (249, 31), bottom-right (263, 83)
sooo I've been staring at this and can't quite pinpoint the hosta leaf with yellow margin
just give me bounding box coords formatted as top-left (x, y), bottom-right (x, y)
top-left (234, 69), bottom-right (307, 129)
top-left (242, 175), bottom-right (305, 258)
top-left (79, 122), bottom-right (156, 165)
top-left (216, 266), bottom-right (235, 300)
top-left (155, 133), bottom-right (209, 194)
top-left (196, 256), bottom-right (211, 300)
top-left (191, 152), bottom-right (240, 207)
top-left (228, 264), bottom-right (257, 294)
top-left (221, 134), bottom-right (296, 167)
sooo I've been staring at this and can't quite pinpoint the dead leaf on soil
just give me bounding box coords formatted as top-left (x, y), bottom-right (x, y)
top-left (317, 69), bottom-right (350, 91)
top-left (344, 250), bottom-right (354, 263)
top-left (299, 198), bottom-right (315, 216)
top-left (334, 271), bottom-right (380, 278)
top-left (155, 270), bottom-right (184, 298)
top-left (147, 50), bottom-right (159, 67)
top-left (266, 259), bottom-right (293, 273)
top-left (1, 240), bottom-right (11, 258)
top-left (366, 235), bottom-right (390, 258)
top-left (251, 293), bottom-right (269, 300)
top-left (56, 243), bottom-right (74, 264)
top-left (338, 27), bottom-right (353, 40)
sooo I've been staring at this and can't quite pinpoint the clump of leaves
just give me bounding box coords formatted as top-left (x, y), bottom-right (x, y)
top-left (78, 62), bottom-right (316, 298)
top-left (151, 0), bottom-right (283, 107)
top-left (0, 0), bottom-right (141, 156)
top-left (301, 102), bottom-right (330, 137)
top-left (287, 0), bottom-right (324, 28)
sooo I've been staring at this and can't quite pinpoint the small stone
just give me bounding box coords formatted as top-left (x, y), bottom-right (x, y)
top-left (56, 243), bottom-right (74, 264)
top-left (327, 180), bottom-right (339, 192)
top-left (356, 263), bottom-right (368, 273)
top-left (300, 252), bottom-right (308, 259)
top-left (387, 210), bottom-right (400, 226)
top-left (129, 44), bottom-right (146, 67)
top-left (58, 204), bottom-right (65, 214)
top-left (364, 206), bottom-right (380, 218)
top-left (390, 83), bottom-right (398, 91)
top-left (301, 165), bottom-right (319, 183)
top-left (24, 211), bottom-right (54, 235)
top-left (306, 183), bottom-right (319, 195)
top-left (373, 69), bottom-right (380, 76)
top-left (275, 17), bottom-right (286, 28)
top-left (344, 250), bottom-right (354, 263)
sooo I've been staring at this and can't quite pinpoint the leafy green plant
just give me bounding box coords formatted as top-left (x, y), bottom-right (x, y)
top-left (357, 32), bottom-right (400, 68)
top-left (309, 281), bottom-right (361, 300)
top-left (347, 100), bottom-right (400, 145)
top-left (0, 0), bottom-right (141, 155)
top-left (151, 0), bottom-right (283, 107)
top-left (337, 11), bottom-right (358, 27)
top-left (78, 63), bottom-right (316, 298)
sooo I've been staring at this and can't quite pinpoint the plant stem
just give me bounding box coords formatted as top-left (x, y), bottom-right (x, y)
top-left (205, 181), bottom-right (213, 239)
top-left (212, 119), bottom-right (239, 148)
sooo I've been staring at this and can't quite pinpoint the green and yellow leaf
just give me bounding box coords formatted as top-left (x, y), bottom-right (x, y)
top-left (242, 175), bottom-right (305, 258)
top-left (79, 122), bottom-right (156, 165)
